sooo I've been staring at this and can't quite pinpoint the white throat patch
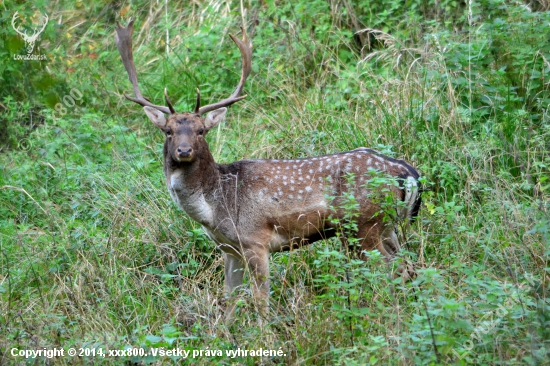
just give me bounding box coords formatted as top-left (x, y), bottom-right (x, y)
top-left (168, 169), bottom-right (214, 226)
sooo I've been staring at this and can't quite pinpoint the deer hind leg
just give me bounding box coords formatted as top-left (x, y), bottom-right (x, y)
top-left (380, 225), bottom-right (400, 257)
top-left (380, 226), bottom-right (415, 281)
top-left (356, 222), bottom-right (414, 281)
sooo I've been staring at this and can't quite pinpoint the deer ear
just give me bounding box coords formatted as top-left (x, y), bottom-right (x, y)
top-left (143, 106), bottom-right (167, 128)
top-left (204, 108), bottom-right (227, 130)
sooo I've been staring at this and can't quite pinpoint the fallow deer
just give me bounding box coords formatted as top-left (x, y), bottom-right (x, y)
top-left (115, 20), bottom-right (421, 316)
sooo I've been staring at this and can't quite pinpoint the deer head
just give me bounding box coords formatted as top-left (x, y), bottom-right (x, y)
top-left (143, 105), bottom-right (228, 164)
top-left (115, 20), bottom-right (251, 165)
top-left (11, 11), bottom-right (48, 54)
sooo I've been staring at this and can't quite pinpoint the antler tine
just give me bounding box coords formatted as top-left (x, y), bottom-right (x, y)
top-left (115, 20), bottom-right (171, 114)
top-left (198, 27), bottom-right (252, 115)
top-left (194, 88), bottom-right (201, 114)
top-left (164, 88), bottom-right (176, 114)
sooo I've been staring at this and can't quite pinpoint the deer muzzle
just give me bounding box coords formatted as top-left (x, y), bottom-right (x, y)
top-left (175, 144), bottom-right (193, 162)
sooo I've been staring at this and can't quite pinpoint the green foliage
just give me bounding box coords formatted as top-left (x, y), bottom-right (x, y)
top-left (0, 2), bottom-right (68, 149)
top-left (426, 1), bottom-right (550, 123)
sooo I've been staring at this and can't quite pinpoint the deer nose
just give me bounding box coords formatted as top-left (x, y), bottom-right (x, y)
top-left (177, 145), bottom-right (192, 157)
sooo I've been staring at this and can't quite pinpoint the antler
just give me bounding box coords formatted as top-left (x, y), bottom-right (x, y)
top-left (115, 20), bottom-right (171, 114)
top-left (115, 21), bottom-right (251, 115)
top-left (197, 28), bottom-right (252, 115)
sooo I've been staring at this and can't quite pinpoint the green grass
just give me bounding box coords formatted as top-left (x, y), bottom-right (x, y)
top-left (1, 0), bottom-right (549, 364)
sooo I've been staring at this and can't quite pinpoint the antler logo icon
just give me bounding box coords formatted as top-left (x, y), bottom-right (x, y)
top-left (11, 11), bottom-right (48, 54)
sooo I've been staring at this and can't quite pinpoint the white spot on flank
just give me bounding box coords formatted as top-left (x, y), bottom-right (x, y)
top-left (297, 195), bottom-right (303, 200)
top-left (283, 176), bottom-right (287, 180)
top-left (290, 186), bottom-right (295, 191)
top-left (367, 158), bottom-right (372, 165)
top-left (305, 186), bottom-right (312, 192)
top-left (291, 179), bottom-right (295, 184)
top-left (306, 175), bottom-right (310, 179)
top-left (326, 165), bottom-right (331, 170)
top-left (283, 182), bottom-right (288, 186)
top-left (309, 169), bottom-right (314, 174)
top-left (289, 194), bottom-right (294, 199)
top-left (312, 158), bottom-right (318, 161)
top-left (293, 165), bottom-right (298, 169)
top-left (299, 190), bottom-right (303, 194)
top-left (286, 166), bottom-right (290, 170)
top-left (299, 177), bottom-right (303, 181)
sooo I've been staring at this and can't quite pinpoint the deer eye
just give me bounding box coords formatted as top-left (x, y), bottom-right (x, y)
top-left (165, 129), bottom-right (172, 136)
top-left (198, 128), bottom-right (204, 135)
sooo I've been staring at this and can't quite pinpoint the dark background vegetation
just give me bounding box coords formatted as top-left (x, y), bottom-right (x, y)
top-left (1, 0), bottom-right (549, 364)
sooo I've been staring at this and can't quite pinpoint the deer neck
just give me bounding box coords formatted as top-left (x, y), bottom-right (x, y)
top-left (163, 142), bottom-right (219, 226)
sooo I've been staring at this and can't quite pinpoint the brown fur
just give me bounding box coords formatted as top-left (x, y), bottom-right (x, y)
top-left (145, 109), bottom-right (421, 317)
top-left (115, 22), bottom-right (420, 318)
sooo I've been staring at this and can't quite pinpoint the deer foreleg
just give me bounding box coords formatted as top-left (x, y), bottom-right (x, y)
top-left (244, 246), bottom-right (270, 315)
top-left (223, 252), bottom-right (245, 322)
top-left (223, 252), bottom-right (245, 294)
